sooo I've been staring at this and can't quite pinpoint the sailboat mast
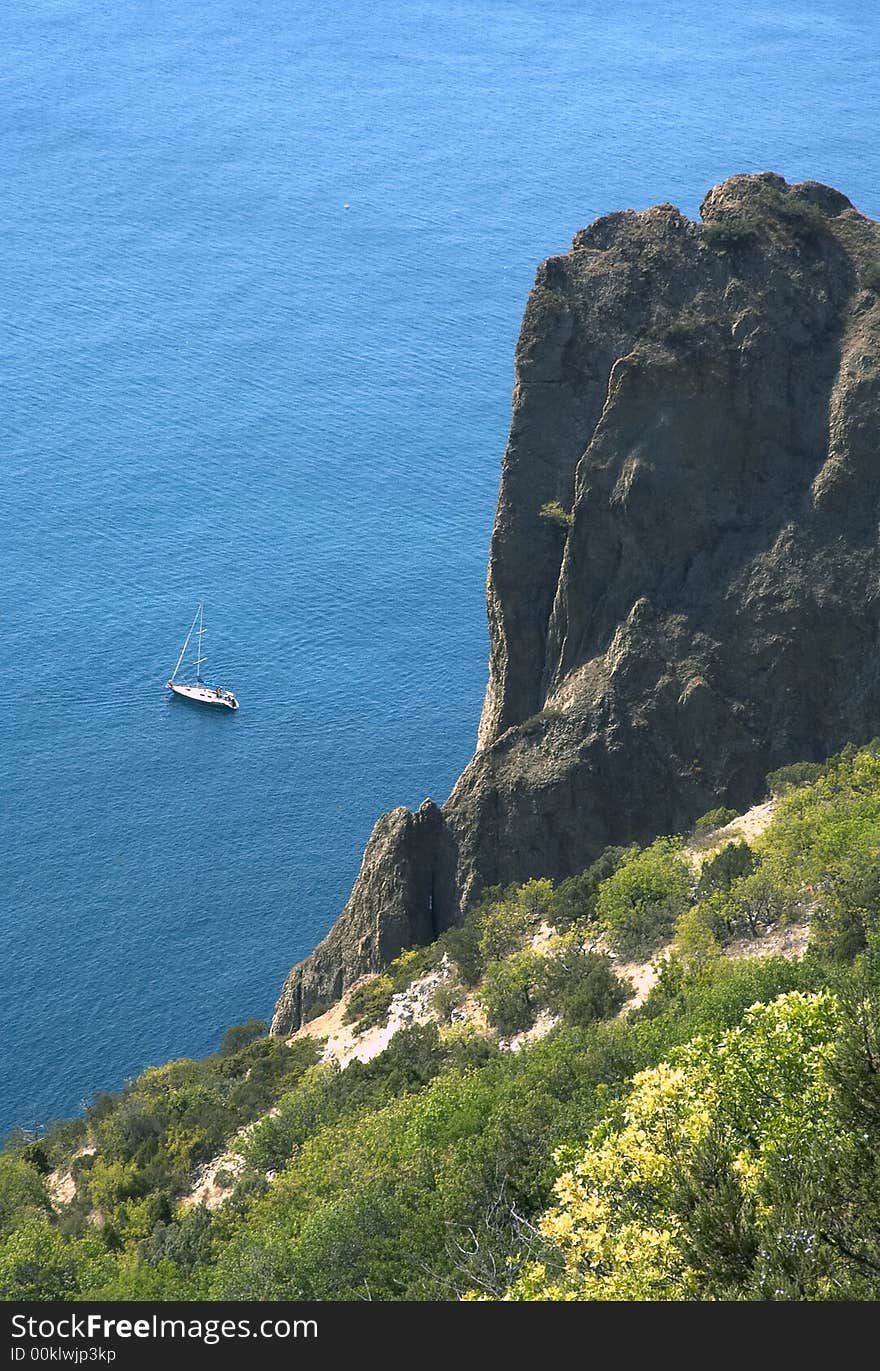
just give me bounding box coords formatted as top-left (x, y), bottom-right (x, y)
top-left (195, 602), bottom-right (206, 682)
top-left (169, 605), bottom-right (200, 684)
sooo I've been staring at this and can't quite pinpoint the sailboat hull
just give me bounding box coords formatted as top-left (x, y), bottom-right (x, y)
top-left (166, 682), bottom-right (239, 710)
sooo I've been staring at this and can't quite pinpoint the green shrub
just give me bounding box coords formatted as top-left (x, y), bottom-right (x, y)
top-left (552, 847), bottom-right (632, 932)
top-left (702, 218), bottom-right (760, 248)
top-left (693, 806), bottom-right (738, 835)
top-left (137, 1204), bottom-right (213, 1273)
top-left (808, 856), bottom-right (880, 963)
top-left (766, 760), bottom-right (827, 796)
top-left (477, 894), bottom-right (536, 965)
top-left (697, 841), bottom-right (755, 898)
top-left (774, 191), bottom-right (828, 240)
top-left (515, 878), bottom-right (556, 920)
top-left (0, 1156), bottom-right (50, 1239)
top-left (674, 903), bottom-right (724, 962)
top-left (30, 1118), bottom-right (88, 1171)
top-left (759, 751), bottom-right (880, 935)
top-left (432, 984), bottom-right (462, 1024)
top-left (0, 1217), bottom-right (98, 1300)
top-left (244, 1067), bottom-right (339, 1172)
top-left (480, 952), bottom-right (544, 1036)
top-left (441, 879), bottom-right (555, 986)
top-left (637, 952), bottom-right (822, 1032)
top-left (219, 1019), bottom-right (268, 1056)
top-left (343, 976), bottom-right (394, 1033)
top-left (595, 838), bottom-right (692, 956)
top-left (387, 945), bottom-right (439, 993)
top-left (536, 947), bottom-right (629, 1026)
top-left (539, 500), bottom-right (573, 529)
top-left (12, 743), bottom-right (880, 1302)
top-left (712, 870), bottom-right (786, 939)
top-left (809, 904), bottom-right (871, 965)
top-left (441, 920), bottom-right (483, 986)
top-left (518, 708), bottom-right (563, 737)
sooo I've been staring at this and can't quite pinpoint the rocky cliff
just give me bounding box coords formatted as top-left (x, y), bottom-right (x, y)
top-left (272, 172), bottom-right (880, 1035)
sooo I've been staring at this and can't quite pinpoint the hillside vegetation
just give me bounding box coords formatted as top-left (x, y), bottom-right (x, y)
top-left (5, 744), bottom-right (880, 1300)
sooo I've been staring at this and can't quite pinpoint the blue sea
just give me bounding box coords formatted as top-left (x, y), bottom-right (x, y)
top-left (1, 0), bottom-right (877, 1135)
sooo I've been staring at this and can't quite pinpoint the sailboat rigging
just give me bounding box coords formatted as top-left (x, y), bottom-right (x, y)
top-left (165, 603), bottom-right (239, 710)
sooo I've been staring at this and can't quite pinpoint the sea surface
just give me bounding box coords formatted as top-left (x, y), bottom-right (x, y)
top-left (1, 0), bottom-right (878, 1135)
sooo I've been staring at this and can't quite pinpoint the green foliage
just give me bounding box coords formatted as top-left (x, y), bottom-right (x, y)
top-left (539, 500), bottom-right (574, 529)
top-left (766, 759), bottom-right (827, 795)
top-left (438, 879), bottom-right (555, 988)
top-left (28, 1117), bottom-right (88, 1172)
top-left (244, 1067), bottom-right (338, 1173)
top-left (673, 903), bottom-right (723, 963)
top-left (693, 806), bottom-right (738, 835)
top-left (772, 190), bottom-right (829, 240)
top-left (551, 847), bottom-right (631, 932)
top-left (595, 838), bottom-right (692, 956)
top-left (0, 1156), bottom-right (50, 1238)
top-left (862, 261), bottom-right (880, 294)
top-left (243, 1025), bottom-right (478, 1177)
top-left (724, 869), bottom-right (787, 936)
top-left (502, 990), bottom-right (842, 1300)
top-left (516, 878), bottom-right (556, 920)
top-left (432, 983), bottom-right (463, 1024)
top-left (0, 949), bottom-right (839, 1302)
top-left (343, 975), bottom-right (394, 1033)
top-left (518, 707), bottom-right (563, 737)
top-left (759, 750), bottom-right (880, 924)
top-left (387, 945), bottom-right (439, 993)
top-left (477, 891), bottom-right (537, 964)
top-left (29, 1034), bottom-right (323, 1262)
top-left (638, 952), bottom-right (822, 1034)
top-left (0, 1217), bottom-right (93, 1300)
top-left (481, 941), bottom-right (628, 1037)
top-left (808, 856), bottom-right (880, 964)
top-left (138, 1203), bottom-right (214, 1272)
top-left (341, 944), bottom-right (447, 1034)
top-left (671, 1123), bottom-right (760, 1291)
top-left (697, 840), bottom-right (755, 900)
top-left (441, 920), bottom-right (483, 987)
top-left (480, 952), bottom-right (544, 1036)
top-left (206, 1028), bottom-right (624, 1300)
top-left (701, 217), bottom-right (760, 249)
top-left (220, 1019), bottom-right (268, 1056)
top-left (536, 947), bottom-right (629, 1026)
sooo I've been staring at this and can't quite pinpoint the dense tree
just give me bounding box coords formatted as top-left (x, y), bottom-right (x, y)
top-left (536, 947), bottom-right (629, 1026)
top-left (595, 838), bottom-right (692, 956)
top-left (551, 847), bottom-right (631, 932)
top-left (220, 1019), bottom-right (269, 1056)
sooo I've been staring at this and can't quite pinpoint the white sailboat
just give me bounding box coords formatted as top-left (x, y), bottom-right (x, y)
top-left (165, 603), bottom-right (239, 710)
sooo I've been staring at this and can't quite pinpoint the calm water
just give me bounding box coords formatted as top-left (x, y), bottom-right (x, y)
top-left (1, 0), bottom-right (877, 1134)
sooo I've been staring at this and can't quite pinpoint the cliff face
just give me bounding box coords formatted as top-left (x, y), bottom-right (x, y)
top-left (272, 172), bottom-right (880, 1034)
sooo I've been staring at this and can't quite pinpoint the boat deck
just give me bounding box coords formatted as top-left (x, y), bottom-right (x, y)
top-left (167, 682), bottom-right (239, 710)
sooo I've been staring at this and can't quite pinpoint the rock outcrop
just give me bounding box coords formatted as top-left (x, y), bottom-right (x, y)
top-left (272, 172), bottom-right (880, 1034)
top-left (273, 800), bottom-right (458, 1033)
